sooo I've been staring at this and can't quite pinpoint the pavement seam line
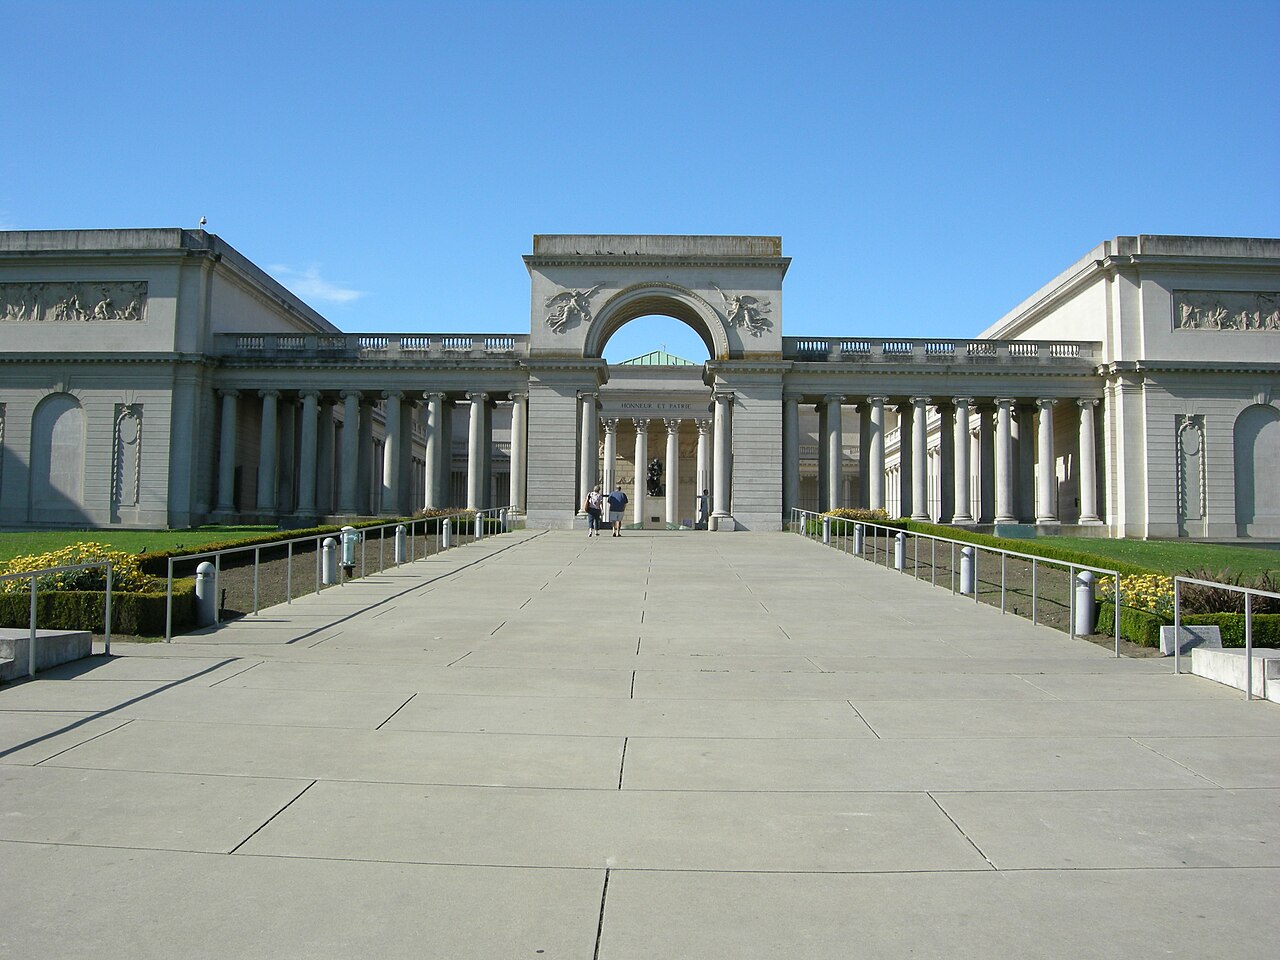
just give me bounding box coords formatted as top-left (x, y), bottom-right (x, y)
top-left (618, 737), bottom-right (628, 789)
top-left (592, 868), bottom-right (611, 960)
top-left (1128, 737), bottom-right (1226, 787)
top-left (927, 792), bottom-right (997, 870)
top-left (31, 717), bottom-right (136, 765)
top-left (375, 693), bottom-right (418, 730)
top-left (208, 661), bottom-right (264, 686)
top-left (630, 671), bottom-right (636, 699)
top-left (446, 651), bottom-right (472, 666)
top-left (847, 700), bottom-right (881, 739)
top-left (229, 779), bottom-right (318, 855)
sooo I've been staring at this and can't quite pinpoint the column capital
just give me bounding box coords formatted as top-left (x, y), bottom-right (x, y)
top-left (423, 390), bottom-right (447, 403)
top-left (340, 389), bottom-right (362, 402)
top-left (382, 390), bottom-right (404, 402)
top-left (299, 389), bottom-right (321, 401)
top-left (910, 396), bottom-right (932, 406)
top-left (258, 389), bottom-right (281, 400)
top-left (866, 395), bottom-right (889, 404)
top-left (664, 418), bottom-right (683, 434)
top-left (1036, 397), bottom-right (1058, 410)
top-left (509, 390), bottom-right (528, 403)
top-left (783, 391), bottom-right (804, 404)
top-left (695, 418), bottom-right (712, 435)
top-left (577, 390), bottom-right (598, 401)
top-left (951, 396), bottom-right (974, 406)
top-left (602, 418), bottom-right (620, 433)
top-left (1077, 397), bottom-right (1099, 408)
top-left (633, 418), bottom-right (649, 433)
top-left (823, 393), bottom-right (846, 405)
top-left (995, 397), bottom-right (1017, 409)
top-left (712, 390), bottom-right (735, 404)
top-left (467, 390), bottom-right (488, 403)
top-left (218, 388), bottom-right (240, 399)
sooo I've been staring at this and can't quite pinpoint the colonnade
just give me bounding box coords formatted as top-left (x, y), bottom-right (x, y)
top-left (214, 388), bottom-right (528, 518)
top-left (783, 394), bottom-right (1101, 525)
top-left (577, 391), bottom-right (733, 527)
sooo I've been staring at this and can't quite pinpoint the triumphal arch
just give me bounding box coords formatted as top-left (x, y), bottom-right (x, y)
top-left (2, 230), bottom-right (1279, 538)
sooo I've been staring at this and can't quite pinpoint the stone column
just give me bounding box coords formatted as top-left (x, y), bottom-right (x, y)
top-left (712, 391), bottom-right (732, 520)
top-left (978, 405), bottom-right (995, 522)
top-left (601, 418), bottom-right (619, 493)
top-left (936, 401), bottom-right (954, 522)
top-left (317, 397), bottom-right (335, 515)
top-left (970, 427), bottom-right (982, 522)
top-left (816, 401), bottom-right (829, 510)
top-left (297, 390), bottom-right (320, 515)
top-left (995, 398), bottom-right (1016, 523)
top-left (633, 419), bottom-right (648, 526)
top-left (277, 396), bottom-right (297, 514)
top-left (467, 391), bottom-right (487, 511)
top-left (339, 390), bottom-right (361, 514)
top-left (1036, 398), bottom-right (1058, 523)
top-left (951, 398), bottom-right (974, 523)
top-left (665, 418), bottom-right (682, 527)
top-left (381, 391), bottom-right (402, 515)
top-left (911, 397), bottom-right (930, 521)
top-left (897, 401), bottom-right (914, 519)
top-left (422, 392), bottom-right (445, 510)
top-left (1016, 403), bottom-right (1037, 522)
top-left (782, 393), bottom-right (800, 517)
top-left (578, 392), bottom-right (598, 512)
top-left (825, 395), bottom-right (845, 512)
top-left (256, 389), bottom-right (280, 513)
top-left (510, 391), bottom-right (528, 512)
top-left (868, 397), bottom-right (887, 511)
top-left (695, 418), bottom-right (712, 504)
top-left (357, 397), bottom-right (374, 514)
top-left (1078, 398), bottom-right (1101, 523)
top-left (216, 389), bottom-right (239, 512)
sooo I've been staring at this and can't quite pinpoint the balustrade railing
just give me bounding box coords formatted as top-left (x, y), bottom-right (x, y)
top-left (163, 507), bottom-right (520, 641)
top-left (782, 337), bottom-right (1098, 364)
top-left (216, 333), bottom-right (530, 359)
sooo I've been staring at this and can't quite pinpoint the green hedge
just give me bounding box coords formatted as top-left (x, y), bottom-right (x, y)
top-left (903, 521), bottom-right (1150, 577)
top-left (0, 578), bottom-right (196, 636)
top-left (1096, 601), bottom-right (1165, 647)
top-left (1094, 603), bottom-right (1280, 649)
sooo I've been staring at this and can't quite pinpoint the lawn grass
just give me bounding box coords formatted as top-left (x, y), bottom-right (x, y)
top-left (0, 527), bottom-right (278, 564)
top-left (1045, 536), bottom-right (1280, 578)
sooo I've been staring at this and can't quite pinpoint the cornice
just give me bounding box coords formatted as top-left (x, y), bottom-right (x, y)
top-left (0, 352), bottom-right (211, 366)
top-left (526, 255), bottom-right (791, 272)
top-left (1100, 359), bottom-right (1280, 377)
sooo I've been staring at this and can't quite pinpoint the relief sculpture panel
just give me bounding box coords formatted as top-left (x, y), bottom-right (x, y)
top-left (0, 281), bottom-right (147, 322)
top-left (1174, 290), bottom-right (1280, 331)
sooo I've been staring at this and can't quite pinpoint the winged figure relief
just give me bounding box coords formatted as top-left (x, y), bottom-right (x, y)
top-left (711, 282), bottom-right (772, 336)
top-left (544, 283), bottom-right (605, 333)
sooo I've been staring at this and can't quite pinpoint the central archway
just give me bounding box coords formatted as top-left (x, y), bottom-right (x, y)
top-left (583, 282), bottom-right (730, 361)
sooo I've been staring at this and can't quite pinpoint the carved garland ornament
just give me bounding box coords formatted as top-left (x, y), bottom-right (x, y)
top-left (1174, 290), bottom-right (1280, 332)
top-left (0, 281), bottom-right (147, 323)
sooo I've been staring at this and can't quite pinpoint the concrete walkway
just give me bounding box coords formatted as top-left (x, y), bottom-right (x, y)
top-left (2, 530), bottom-right (1278, 958)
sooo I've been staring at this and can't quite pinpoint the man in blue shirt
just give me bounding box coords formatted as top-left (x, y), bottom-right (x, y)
top-left (606, 485), bottom-right (629, 537)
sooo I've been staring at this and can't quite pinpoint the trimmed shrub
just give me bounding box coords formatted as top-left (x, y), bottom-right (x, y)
top-left (901, 521), bottom-right (1150, 576)
top-left (0, 578), bottom-right (196, 636)
top-left (1096, 601), bottom-right (1164, 647)
top-left (1182, 612), bottom-right (1280, 648)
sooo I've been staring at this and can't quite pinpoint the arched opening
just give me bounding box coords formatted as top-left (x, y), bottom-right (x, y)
top-left (1234, 404), bottom-right (1280, 535)
top-left (584, 284), bottom-right (729, 360)
top-left (31, 393), bottom-right (86, 519)
top-left (601, 315), bottom-right (711, 365)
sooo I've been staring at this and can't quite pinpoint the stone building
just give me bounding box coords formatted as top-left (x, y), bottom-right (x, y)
top-left (1, 230), bottom-right (1277, 538)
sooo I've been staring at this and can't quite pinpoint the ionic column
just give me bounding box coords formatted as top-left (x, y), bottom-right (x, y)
top-left (825, 394), bottom-right (845, 512)
top-left (665, 418), bottom-right (682, 527)
top-left (339, 390), bottom-right (361, 514)
top-left (978, 405), bottom-right (995, 522)
top-left (510, 391), bottom-right (528, 512)
top-left (695, 418), bottom-right (712, 503)
top-left (422, 392), bottom-right (446, 510)
top-left (816, 401), bottom-right (828, 509)
top-left (936, 401), bottom-right (954, 522)
top-left (1078, 398), bottom-right (1101, 522)
top-left (911, 396), bottom-right (930, 521)
top-left (951, 398), bottom-right (974, 523)
top-left (216, 389), bottom-right (239, 512)
top-left (1036, 398), bottom-right (1058, 523)
top-left (257, 389), bottom-right (280, 513)
top-left (970, 427), bottom-right (982, 522)
top-left (297, 390), bottom-right (320, 515)
top-left (578, 392), bottom-right (598, 512)
top-left (782, 393), bottom-right (801, 516)
top-left (995, 398), bottom-right (1016, 523)
top-left (317, 397), bottom-right (336, 515)
top-left (381, 391), bottom-right (402, 515)
top-left (602, 418), bottom-right (619, 493)
top-left (897, 401), bottom-right (914, 519)
top-left (467, 391), bottom-right (488, 511)
top-left (712, 391), bottom-right (732, 519)
top-left (1016, 403), bottom-right (1036, 522)
top-left (868, 396), bottom-right (887, 510)
top-left (633, 419), bottom-right (648, 526)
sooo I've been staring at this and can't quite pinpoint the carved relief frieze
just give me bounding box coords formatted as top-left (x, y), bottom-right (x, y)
top-left (0, 281), bottom-right (147, 322)
top-left (544, 283), bottom-right (607, 333)
top-left (1174, 291), bottom-right (1280, 331)
top-left (711, 282), bottom-right (772, 336)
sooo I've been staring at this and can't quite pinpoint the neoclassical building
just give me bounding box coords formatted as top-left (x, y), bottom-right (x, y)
top-left (1, 230), bottom-right (1277, 538)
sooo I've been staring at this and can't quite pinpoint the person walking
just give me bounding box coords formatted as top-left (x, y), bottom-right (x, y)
top-left (585, 484), bottom-right (604, 537)
top-left (607, 484), bottom-right (629, 537)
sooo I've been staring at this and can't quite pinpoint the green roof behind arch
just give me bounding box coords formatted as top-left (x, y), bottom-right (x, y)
top-left (616, 350), bottom-right (699, 366)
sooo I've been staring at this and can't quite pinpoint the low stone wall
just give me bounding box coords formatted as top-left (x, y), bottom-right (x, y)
top-left (0, 629), bottom-right (93, 682)
top-left (1190, 647), bottom-right (1280, 702)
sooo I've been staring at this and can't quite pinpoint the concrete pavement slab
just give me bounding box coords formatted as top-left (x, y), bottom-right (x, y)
top-left (1135, 736), bottom-right (1280, 787)
top-left (633, 670), bottom-right (1056, 700)
top-left (0, 711), bottom-right (133, 764)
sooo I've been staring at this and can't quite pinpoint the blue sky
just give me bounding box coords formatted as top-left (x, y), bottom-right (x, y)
top-left (3, 0), bottom-right (1276, 362)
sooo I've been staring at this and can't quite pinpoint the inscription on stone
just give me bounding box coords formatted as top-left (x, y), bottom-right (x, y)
top-left (1174, 290), bottom-right (1280, 331)
top-left (0, 281), bottom-right (147, 322)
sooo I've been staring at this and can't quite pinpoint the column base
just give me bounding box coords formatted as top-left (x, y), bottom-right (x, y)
top-left (709, 514), bottom-right (737, 532)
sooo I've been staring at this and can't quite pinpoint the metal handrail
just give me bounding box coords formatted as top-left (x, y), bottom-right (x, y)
top-left (0, 560), bottom-right (114, 676)
top-left (163, 507), bottom-right (517, 641)
top-left (789, 508), bottom-right (1123, 654)
top-left (1173, 576), bottom-right (1280, 699)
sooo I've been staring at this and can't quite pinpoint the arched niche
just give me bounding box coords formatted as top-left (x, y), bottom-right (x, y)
top-left (584, 283), bottom-right (729, 361)
top-left (1234, 403), bottom-right (1280, 536)
top-left (31, 393), bottom-right (86, 516)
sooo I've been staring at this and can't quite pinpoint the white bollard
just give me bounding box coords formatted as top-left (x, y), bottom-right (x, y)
top-left (442, 518), bottom-right (452, 549)
top-left (894, 531), bottom-right (906, 570)
top-left (195, 561), bottom-right (217, 626)
top-left (822, 516), bottom-right (831, 545)
top-left (500, 508), bottom-right (508, 533)
top-left (474, 512), bottom-right (482, 540)
top-left (321, 537), bottom-right (338, 585)
top-left (340, 525), bottom-right (358, 577)
top-left (395, 525), bottom-right (407, 565)
top-left (960, 546), bottom-right (975, 594)
top-left (1074, 571), bottom-right (1097, 635)
top-left (854, 523), bottom-right (864, 554)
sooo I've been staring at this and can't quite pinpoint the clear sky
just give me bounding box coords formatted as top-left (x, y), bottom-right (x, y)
top-left (3, 0), bottom-right (1276, 363)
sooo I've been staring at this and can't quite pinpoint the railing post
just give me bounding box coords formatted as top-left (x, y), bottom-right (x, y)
top-left (1173, 578), bottom-right (1181, 675)
top-left (253, 547), bottom-right (261, 615)
top-left (286, 541), bottom-right (293, 603)
top-left (1000, 553), bottom-right (1006, 613)
top-left (1245, 592), bottom-right (1254, 701)
top-left (1032, 559), bottom-right (1038, 624)
top-left (822, 515), bottom-right (830, 545)
top-left (165, 558), bottom-right (175, 642)
top-left (104, 562), bottom-right (113, 656)
top-left (28, 576), bottom-right (38, 677)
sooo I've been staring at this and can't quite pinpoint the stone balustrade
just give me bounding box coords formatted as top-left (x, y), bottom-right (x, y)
top-left (215, 332), bottom-right (530, 359)
top-left (782, 337), bottom-right (1098, 365)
